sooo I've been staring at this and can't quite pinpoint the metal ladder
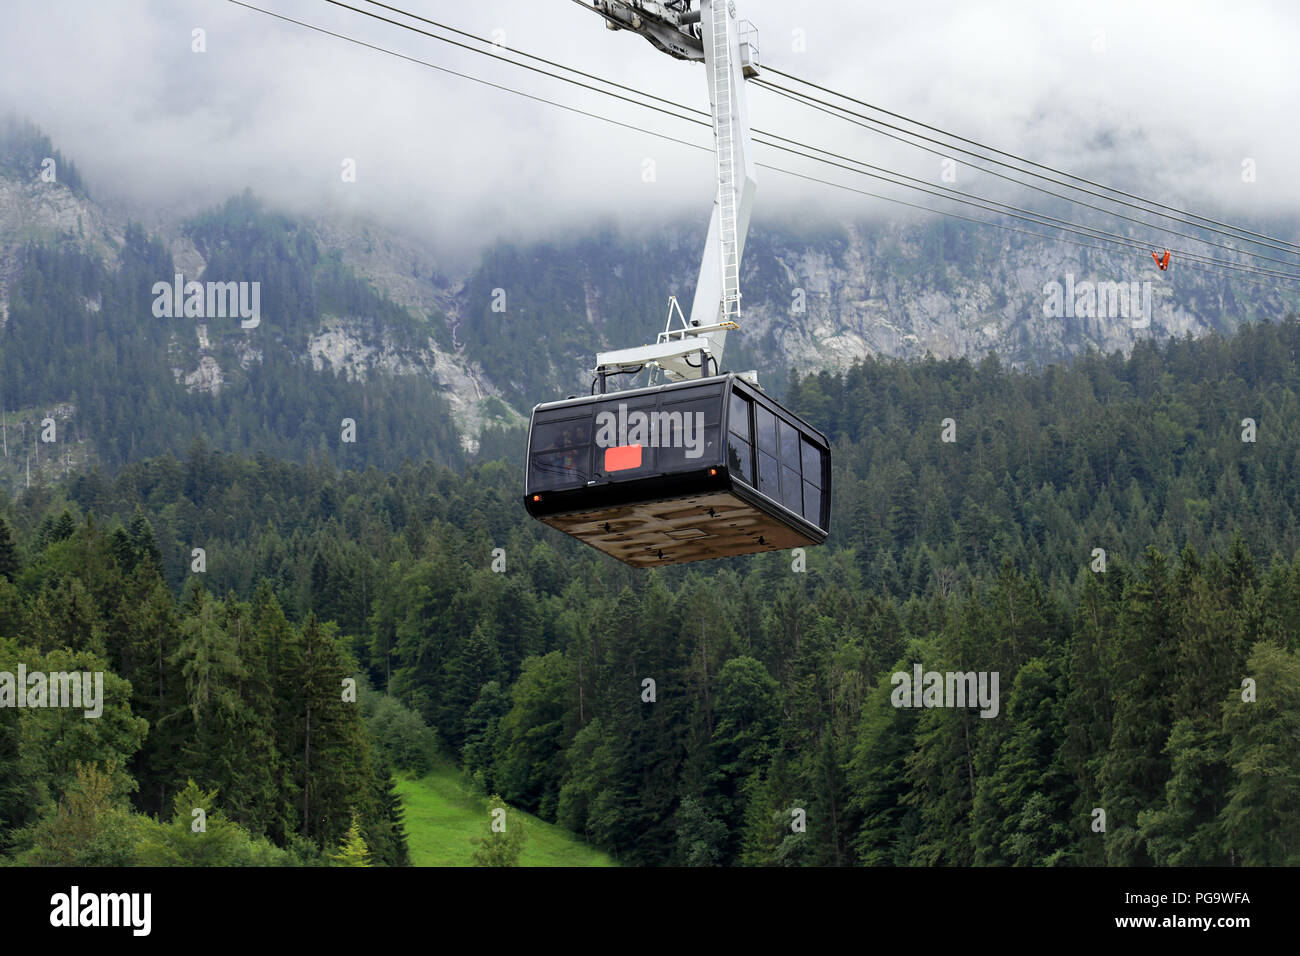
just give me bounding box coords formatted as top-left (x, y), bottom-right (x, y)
top-left (710, 0), bottom-right (741, 326)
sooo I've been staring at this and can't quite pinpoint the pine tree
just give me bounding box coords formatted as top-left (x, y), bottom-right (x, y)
top-left (462, 680), bottom-right (509, 792)
top-left (710, 655), bottom-right (781, 860)
top-left (847, 670), bottom-right (920, 866)
top-left (362, 759), bottom-right (410, 867)
top-left (1219, 642), bottom-right (1300, 865)
top-left (1137, 718), bottom-right (1231, 865)
top-left (1098, 548), bottom-right (1177, 865)
top-left (470, 795), bottom-right (526, 867)
top-left (329, 814), bottom-right (372, 867)
top-left (280, 613), bottom-right (370, 850)
top-left (127, 508), bottom-right (163, 576)
top-left (0, 517), bottom-right (19, 581)
top-left (438, 620), bottom-right (504, 751)
top-left (972, 657), bottom-right (1073, 865)
top-left (496, 651), bottom-right (573, 817)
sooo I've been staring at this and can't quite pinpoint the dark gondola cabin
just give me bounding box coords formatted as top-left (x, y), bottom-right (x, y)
top-left (524, 373), bottom-right (830, 567)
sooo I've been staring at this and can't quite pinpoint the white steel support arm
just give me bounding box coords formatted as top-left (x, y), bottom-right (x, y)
top-left (687, 0), bottom-right (757, 371)
top-left (588, 0), bottom-right (759, 386)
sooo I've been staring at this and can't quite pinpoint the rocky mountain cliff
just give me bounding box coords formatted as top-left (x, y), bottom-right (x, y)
top-left (449, 215), bottom-right (1299, 406)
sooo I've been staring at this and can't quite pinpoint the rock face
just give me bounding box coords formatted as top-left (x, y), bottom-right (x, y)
top-left (301, 319), bottom-right (519, 455)
top-left (169, 236), bottom-right (206, 282)
top-left (421, 217), bottom-right (1298, 411)
top-left (181, 354), bottom-right (225, 395)
top-left (0, 174), bottom-right (120, 328)
top-left (645, 221), bottom-right (1275, 375)
top-left (749, 219), bottom-right (1300, 376)
top-left (306, 220), bottom-right (521, 451)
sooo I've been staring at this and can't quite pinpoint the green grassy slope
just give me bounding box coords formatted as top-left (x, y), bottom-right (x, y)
top-left (395, 758), bottom-right (617, 867)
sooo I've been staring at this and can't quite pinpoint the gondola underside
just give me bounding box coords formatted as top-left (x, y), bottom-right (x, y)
top-left (539, 488), bottom-right (821, 567)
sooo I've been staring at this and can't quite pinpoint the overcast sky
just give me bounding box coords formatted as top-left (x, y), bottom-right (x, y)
top-left (3, 0), bottom-right (1298, 264)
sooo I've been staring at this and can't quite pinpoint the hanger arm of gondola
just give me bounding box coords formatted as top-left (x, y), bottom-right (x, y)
top-left (583, 0), bottom-right (760, 386)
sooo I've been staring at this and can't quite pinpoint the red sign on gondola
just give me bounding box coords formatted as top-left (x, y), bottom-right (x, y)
top-left (605, 445), bottom-right (643, 472)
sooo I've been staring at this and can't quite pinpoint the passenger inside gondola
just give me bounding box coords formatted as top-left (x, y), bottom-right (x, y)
top-left (529, 417), bottom-right (591, 488)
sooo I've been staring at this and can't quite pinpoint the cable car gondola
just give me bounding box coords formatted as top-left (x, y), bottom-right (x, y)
top-left (524, 372), bottom-right (829, 566)
top-left (524, 1), bottom-right (830, 566)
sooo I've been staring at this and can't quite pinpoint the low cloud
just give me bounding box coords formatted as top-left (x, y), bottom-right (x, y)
top-left (2, 0), bottom-right (1295, 260)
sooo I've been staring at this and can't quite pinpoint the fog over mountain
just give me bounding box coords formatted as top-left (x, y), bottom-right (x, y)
top-left (3, 0), bottom-right (1298, 262)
